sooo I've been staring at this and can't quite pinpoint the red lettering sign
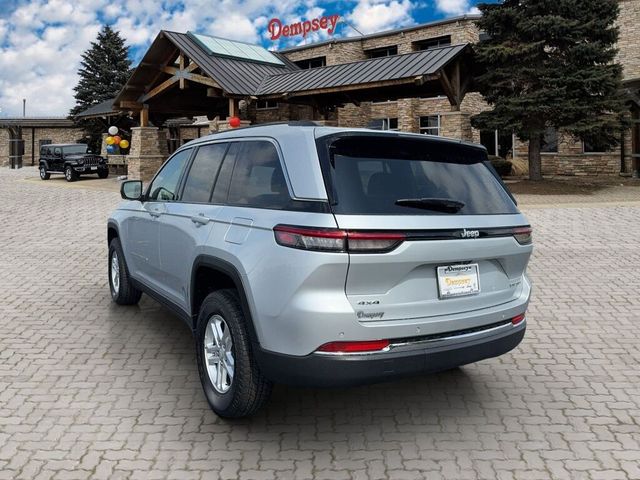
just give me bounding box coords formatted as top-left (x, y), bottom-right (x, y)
top-left (268, 14), bottom-right (340, 41)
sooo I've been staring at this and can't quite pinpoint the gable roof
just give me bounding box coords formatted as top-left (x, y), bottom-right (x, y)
top-left (256, 44), bottom-right (468, 96)
top-left (114, 29), bottom-right (470, 111)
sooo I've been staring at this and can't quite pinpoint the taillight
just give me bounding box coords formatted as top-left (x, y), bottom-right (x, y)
top-left (511, 314), bottom-right (526, 325)
top-left (273, 225), bottom-right (405, 253)
top-left (273, 225), bottom-right (346, 252)
top-left (317, 339), bottom-right (390, 353)
top-left (513, 226), bottom-right (532, 245)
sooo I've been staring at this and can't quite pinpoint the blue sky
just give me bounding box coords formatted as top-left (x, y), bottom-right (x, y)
top-left (0, 0), bottom-right (496, 116)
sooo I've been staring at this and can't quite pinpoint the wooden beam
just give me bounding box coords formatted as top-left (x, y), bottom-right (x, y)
top-left (119, 100), bottom-right (142, 110)
top-left (161, 62), bottom-right (199, 75)
top-left (140, 105), bottom-right (149, 127)
top-left (438, 70), bottom-right (459, 111)
top-left (138, 76), bottom-right (179, 103)
top-left (260, 76), bottom-right (439, 100)
top-left (228, 98), bottom-right (239, 117)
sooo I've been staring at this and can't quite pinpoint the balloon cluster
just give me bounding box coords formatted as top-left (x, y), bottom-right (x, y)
top-left (105, 126), bottom-right (129, 154)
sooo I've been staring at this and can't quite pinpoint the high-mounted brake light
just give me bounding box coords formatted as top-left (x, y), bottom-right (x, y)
top-left (273, 225), bottom-right (405, 253)
top-left (317, 339), bottom-right (390, 353)
top-left (513, 226), bottom-right (533, 245)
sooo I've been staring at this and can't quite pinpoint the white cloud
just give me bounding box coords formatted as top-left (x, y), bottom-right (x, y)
top-left (0, 0), bottom-right (426, 116)
top-left (348, 0), bottom-right (414, 35)
top-left (434, 0), bottom-right (479, 16)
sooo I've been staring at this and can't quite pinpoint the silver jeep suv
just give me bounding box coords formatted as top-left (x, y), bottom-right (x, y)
top-left (107, 123), bottom-right (533, 418)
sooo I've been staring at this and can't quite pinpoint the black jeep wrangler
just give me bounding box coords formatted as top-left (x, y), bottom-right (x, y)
top-left (39, 144), bottom-right (109, 182)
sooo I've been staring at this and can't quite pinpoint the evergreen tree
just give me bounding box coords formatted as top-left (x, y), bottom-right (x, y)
top-left (71, 25), bottom-right (132, 116)
top-left (471, 0), bottom-right (627, 180)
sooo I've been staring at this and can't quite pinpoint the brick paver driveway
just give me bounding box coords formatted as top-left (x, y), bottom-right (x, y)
top-left (1, 168), bottom-right (639, 480)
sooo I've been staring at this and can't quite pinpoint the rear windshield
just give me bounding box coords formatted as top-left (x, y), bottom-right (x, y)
top-left (318, 134), bottom-right (518, 216)
top-left (63, 145), bottom-right (88, 155)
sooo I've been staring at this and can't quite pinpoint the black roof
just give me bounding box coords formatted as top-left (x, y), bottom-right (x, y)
top-left (0, 117), bottom-right (75, 128)
top-left (257, 44), bottom-right (468, 95)
top-left (74, 98), bottom-right (118, 119)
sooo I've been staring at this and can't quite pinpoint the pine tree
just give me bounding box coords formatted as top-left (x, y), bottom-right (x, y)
top-left (71, 25), bottom-right (132, 117)
top-left (471, 0), bottom-right (628, 180)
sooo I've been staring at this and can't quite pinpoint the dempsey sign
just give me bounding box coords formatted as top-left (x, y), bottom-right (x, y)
top-left (267, 14), bottom-right (340, 41)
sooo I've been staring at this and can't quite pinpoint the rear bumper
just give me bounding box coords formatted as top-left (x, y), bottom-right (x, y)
top-left (255, 320), bottom-right (526, 387)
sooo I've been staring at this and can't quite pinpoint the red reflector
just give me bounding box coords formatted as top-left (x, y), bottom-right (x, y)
top-left (511, 314), bottom-right (526, 325)
top-left (317, 339), bottom-right (390, 353)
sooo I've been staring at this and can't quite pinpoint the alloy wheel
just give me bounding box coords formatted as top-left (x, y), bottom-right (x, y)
top-left (110, 251), bottom-right (120, 294)
top-left (204, 314), bottom-right (235, 393)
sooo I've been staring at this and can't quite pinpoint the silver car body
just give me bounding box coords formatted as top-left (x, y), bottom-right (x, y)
top-left (109, 124), bottom-right (532, 384)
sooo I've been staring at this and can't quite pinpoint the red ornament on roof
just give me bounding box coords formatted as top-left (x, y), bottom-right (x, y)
top-left (229, 117), bottom-right (241, 128)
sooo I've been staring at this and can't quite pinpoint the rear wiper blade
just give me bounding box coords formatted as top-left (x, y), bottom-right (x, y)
top-left (395, 197), bottom-right (465, 213)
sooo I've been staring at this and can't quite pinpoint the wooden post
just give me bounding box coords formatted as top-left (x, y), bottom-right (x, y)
top-left (228, 98), bottom-right (239, 118)
top-left (179, 54), bottom-right (186, 90)
top-left (140, 105), bottom-right (149, 127)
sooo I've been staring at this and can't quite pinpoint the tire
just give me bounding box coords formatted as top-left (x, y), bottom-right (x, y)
top-left (98, 168), bottom-right (109, 179)
top-left (64, 165), bottom-right (77, 182)
top-left (39, 166), bottom-right (50, 180)
top-left (108, 238), bottom-right (142, 305)
top-left (195, 289), bottom-right (272, 418)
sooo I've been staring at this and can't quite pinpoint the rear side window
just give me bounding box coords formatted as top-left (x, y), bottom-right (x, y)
top-left (181, 143), bottom-right (228, 203)
top-left (227, 141), bottom-right (290, 209)
top-left (320, 135), bottom-right (518, 215)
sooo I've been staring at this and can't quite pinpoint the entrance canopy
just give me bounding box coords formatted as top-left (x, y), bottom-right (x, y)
top-left (113, 30), bottom-right (473, 123)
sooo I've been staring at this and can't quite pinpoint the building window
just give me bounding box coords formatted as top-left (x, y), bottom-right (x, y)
top-left (413, 35), bottom-right (452, 51)
top-left (366, 45), bottom-right (398, 58)
top-left (379, 118), bottom-right (399, 130)
top-left (419, 115), bottom-right (440, 136)
top-left (294, 56), bottom-right (326, 69)
top-left (583, 137), bottom-right (612, 153)
top-left (478, 32), bottom-right (491, 42)
top-left (541, 127), bottom-right (558, 153)
top-left (256, 99), bottom-right (278, 110)
top-left (371, 99), bottom-right (397, 105)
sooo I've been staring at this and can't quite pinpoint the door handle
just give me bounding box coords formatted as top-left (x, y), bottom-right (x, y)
top-left (190, 215), bottom-right (211, 226)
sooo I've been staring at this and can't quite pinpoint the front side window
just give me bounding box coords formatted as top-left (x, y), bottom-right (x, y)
top-left (319, 135), bottom-right (518, 216)
top-left (227, 141), bottom-right (290, 209)
top-left (147, 149), bottom-right (192, 201)
top-left (181, 143), bottom-right (228, 203)
top-left (62, 145), bottom-right (89, 155)
top-left (420, 115), bottom-right (440, 136)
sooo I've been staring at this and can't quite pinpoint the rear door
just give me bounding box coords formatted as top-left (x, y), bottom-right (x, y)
top-left (156, 142), bottom-right (230, 311)
top-left (318, 133), bottom-right (532, 324)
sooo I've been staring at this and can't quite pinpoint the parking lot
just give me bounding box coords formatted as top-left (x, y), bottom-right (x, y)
top-left (1, 167), bottom-right (639, 480)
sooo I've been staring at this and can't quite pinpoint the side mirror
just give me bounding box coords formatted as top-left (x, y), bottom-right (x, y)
top-left (121, 180), bottom-right (143, 201)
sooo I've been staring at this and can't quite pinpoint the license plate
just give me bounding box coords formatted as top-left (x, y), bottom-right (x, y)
top-left (437, 264), bottom-right (480, 299)
top-left (90, 166), bottom-right (97, 171)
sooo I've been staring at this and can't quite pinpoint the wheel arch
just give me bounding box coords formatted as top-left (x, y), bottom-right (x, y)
top-left (107, 221), bottom-right (119, 246)
top-left (191, 255), bottom-right (260, 345)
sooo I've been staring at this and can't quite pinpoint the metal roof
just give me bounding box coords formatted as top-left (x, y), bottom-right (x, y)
top-left (0, 117), bottom-right (76, 128)
top-left (162, 31), bottom-right (292, 95)
top-left (256, 44), bottom-right (468, 96)
top-left (279, 14), bottom-right (481, 53)
top-left (74, 98), bottom-right (118, 119)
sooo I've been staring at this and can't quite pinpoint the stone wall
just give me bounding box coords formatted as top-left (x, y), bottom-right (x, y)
top-left (283, 17), bottom-right (480, 65)
top-left (127, 127), bottom-right (169, 182)
top-left (617, 0), bottom-right (640, 80)
top-left (0, 127), bottom-right (84, 167)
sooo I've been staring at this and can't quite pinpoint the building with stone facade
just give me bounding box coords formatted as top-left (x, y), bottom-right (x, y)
top-left (72, 2), bottom-right (639, 181)
top-left (0, 118), bottom-right (84, 168)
